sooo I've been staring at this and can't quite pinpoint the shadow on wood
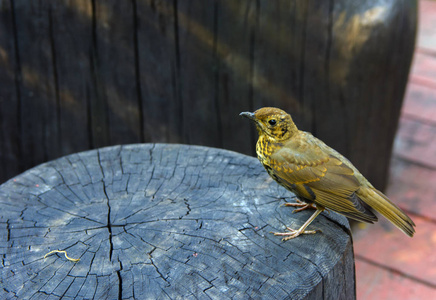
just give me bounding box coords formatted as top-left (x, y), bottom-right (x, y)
top-left (0, 144), bottom-right (354, 299)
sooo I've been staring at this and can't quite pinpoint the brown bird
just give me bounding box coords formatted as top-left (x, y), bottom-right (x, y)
top-left (240, 107), bottom-right (415, 240)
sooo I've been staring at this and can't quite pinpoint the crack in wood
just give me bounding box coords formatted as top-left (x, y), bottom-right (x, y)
top-left (117, 261), bottom-right (123, 300)
top-left (148, 248), bottom-right (170, 286)
top-left (97, 150), bottom-right (115, 262)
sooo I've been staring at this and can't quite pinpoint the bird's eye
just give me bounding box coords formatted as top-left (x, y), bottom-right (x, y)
top-left (268, 119), bottom-right (277, 126)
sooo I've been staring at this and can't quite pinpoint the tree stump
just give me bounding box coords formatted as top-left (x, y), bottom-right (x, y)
top-left (0, 144), bottom-right (355, 299)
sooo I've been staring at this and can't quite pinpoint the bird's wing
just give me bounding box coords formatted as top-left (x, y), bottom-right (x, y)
top-left (269, 138), bottom-right (377, 223)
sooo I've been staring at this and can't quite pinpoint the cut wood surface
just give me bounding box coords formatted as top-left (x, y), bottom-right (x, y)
top-left (0, 144), bottom-right (355, 299)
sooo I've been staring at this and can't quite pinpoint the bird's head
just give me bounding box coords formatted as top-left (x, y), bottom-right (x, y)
top-left (240, 107), bottom-right (298, 141)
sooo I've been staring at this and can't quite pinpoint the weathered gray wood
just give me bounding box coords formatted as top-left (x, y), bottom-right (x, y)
top-left (0, 0), bottom-right (417, 191)
top-left (0, 144), bottom-right (355, 299)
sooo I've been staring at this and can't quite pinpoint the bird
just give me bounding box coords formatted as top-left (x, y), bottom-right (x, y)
top-left (240, 107), bottom-right (415, 240)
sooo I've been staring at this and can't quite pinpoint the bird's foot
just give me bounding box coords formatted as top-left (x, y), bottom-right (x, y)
top-left (272, 227), bottom-right (318, 241)
top-left (283, 199), bottom-right (317, 213)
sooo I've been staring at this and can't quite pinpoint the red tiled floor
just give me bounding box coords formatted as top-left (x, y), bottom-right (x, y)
top-left (386, 157), bottom-right (436, 219)
top-left (417, 0), bottom-right (436, 51)
top-left (356, 259), bottom-right (436, 300)
top-left (410, 51), bottom-right (436, 84)
top-left (354, 216), bottom-right (436, 287)
top-left (402, 83), bottom-right (436, 123)
top-left (394, 116), bottom-right (436, 169)
top-left (354, 0), bottom-right (436, 298)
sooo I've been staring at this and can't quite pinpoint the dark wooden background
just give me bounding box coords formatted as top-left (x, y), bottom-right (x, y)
top-left (0, 0), bottom-right (417, 188)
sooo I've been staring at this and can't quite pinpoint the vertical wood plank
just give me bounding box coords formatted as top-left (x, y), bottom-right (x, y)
top-left (93, 0), bottom-right (141, 146)
top-left (214, 1), bottom-right (258, 155)
top-left (11, 1), bottom-right (59, 168)
top-left (176, 0), bottom-right (220, 146)
top-left (0, 0), bottom-right (22, 180)
top-left (327, 0), bottom-right (417, 189)
top-left (134, 0), bottom-right (181, 143)
top-left (48, 1), bottom-right (93, 154)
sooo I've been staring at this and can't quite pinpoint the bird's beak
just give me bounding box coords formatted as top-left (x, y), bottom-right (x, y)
top-left (239, 111), bottom-right (256, 121)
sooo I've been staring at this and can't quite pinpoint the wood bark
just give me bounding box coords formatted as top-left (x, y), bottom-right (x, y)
top-left (0, 0), bottom-right (417, 191)
top-left (0, 144), bottom-right (355, 299)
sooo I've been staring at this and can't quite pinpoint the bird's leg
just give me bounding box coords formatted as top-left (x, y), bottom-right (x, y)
top-left (283, 198), bottom-right (317, 213)
top-left (272, 208), bottom-right (324, 241)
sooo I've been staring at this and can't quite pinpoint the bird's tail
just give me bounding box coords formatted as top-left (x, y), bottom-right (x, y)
top-left (358, 187), bottom-right (416, 237)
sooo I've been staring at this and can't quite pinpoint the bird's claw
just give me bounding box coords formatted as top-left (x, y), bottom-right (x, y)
top-left (283, 200), bottom-right (317, 213)
top-left (271, 227), bottom-right (318, 241)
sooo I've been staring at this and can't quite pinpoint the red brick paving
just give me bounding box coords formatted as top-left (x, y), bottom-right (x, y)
top-left (356, 259), bottom-right (436, 300)
top-left (394, 117), bottom-right (436, 169)
top-left (417, 0), bottom-right (436, 51)
top-left (354, 216), bottom-right (436, 287)
top-left (353, 0), bottom-right (436, 298)
top-left (402, 83), bottom-right (436, 123)
top-left (410, 51), bottom-right (436, 85)
top-left (387, 158), bottom-right (436, 219)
